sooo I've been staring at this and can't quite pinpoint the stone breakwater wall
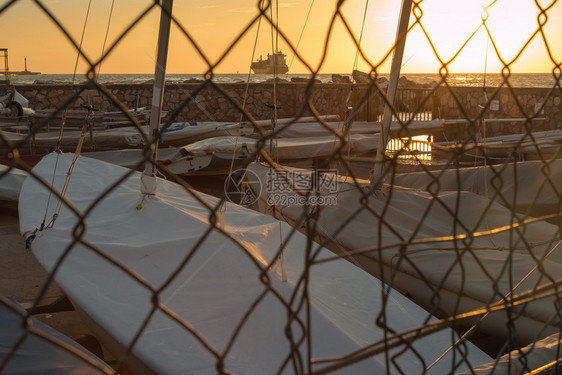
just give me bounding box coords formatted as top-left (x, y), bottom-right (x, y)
top-left (13, 82), bottom-right (562, 140)
top-left (14, 82), bottom-right (352, 123)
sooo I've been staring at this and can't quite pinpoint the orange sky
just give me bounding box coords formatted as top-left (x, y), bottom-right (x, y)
top-left (1, 0), bottom-right (561, 75)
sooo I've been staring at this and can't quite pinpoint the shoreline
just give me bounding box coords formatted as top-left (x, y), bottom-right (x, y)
top-left (4, 72), bottom-right (558, 88)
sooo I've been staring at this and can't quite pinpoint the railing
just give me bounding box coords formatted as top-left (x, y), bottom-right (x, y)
top-left (351, 87), bottom-right (435, 122)
top-left (0, 49), bottom-right (9, 84)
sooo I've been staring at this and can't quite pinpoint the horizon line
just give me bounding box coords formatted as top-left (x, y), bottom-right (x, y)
top-left (9, 71), bottom-right (556, 76)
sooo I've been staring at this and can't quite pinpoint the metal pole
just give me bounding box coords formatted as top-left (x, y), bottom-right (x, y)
top-left (141, 0), bottom-right (173, 195)
top-left (371, 0), bottom-right (412, 188)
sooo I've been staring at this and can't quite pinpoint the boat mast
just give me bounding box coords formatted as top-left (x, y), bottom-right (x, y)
top-left (141, 0), bottom-right (174, 195)
top-left (371, 0), bottom-right (412, 188)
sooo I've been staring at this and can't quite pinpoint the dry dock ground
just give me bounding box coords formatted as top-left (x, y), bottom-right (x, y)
top-left (0, 201), bottom-right (114, 364)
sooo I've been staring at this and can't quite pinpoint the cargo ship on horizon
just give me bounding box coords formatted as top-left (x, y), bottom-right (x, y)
top-left (250, 51), bottom-right (289, 75)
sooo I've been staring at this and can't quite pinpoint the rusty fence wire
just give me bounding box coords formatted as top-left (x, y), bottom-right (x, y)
top-left (2, 0), bottom-right (562, 374)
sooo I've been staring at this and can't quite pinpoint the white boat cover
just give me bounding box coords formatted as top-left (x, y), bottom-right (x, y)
top-left (434, 129), bottom-right (562, 161)
top-left (0, 165), bottom-right (27, 201)
top-left (247, 163), bottom-right (562, 346)
top-left (243, 115), bottom-right (340, 129)
top-left (2, 121), bottom-right (253, 150)
top-left (2, 128), bottom-right (146, 150)
top-left (274, 120), bottom-right (443, 138)
top-left (83, 148), bottom-right (213, 176)
top-left (83, 149), bottom-right (183, 169)
top-left (0, 295), bottom-right (112, 375)
top-left (159, 121), bottom-right (254, 146)
top-left (392, 160), bottom-right (562, 217)
top-left (474, 129), bottom-right (562, 144)
top-left (183, 134), bottom-right (380, 161)
top-left (434, 129), bottom-right (562, 147)
top-left (459, 332), bottom-right (562, 374)
top-left (18, 153), bottom-right (491, 374)
top-left (163, 116), bottom-right (343, 143)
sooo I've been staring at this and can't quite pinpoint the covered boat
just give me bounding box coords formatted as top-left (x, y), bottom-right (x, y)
top-left (247, 163), bottom-right (562, 347)
top-left (0, 295), bottom-right (112, 374)
top-left (18, 153), bottom-right (491, 374)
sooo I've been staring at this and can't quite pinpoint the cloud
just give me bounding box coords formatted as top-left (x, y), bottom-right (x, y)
top-left (226, 7), bottom-right (257, 14)
top-left (279, 2), bottom-right (300, 8)
top-left (190, 22), bottom-right (216, 29)
top-left (225, 3), bottom-right (300, 12)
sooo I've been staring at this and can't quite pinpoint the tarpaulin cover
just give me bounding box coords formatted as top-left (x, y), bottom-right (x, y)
top-left (0, 296), bottom-right (111, 375)
top-left (248, 163), bottom-right (562, 345)
top-left (18, 153), bottom-right (490, 374)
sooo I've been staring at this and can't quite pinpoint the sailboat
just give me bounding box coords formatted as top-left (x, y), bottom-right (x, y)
top-left (0, 296), bottom-right (112, 374)
top-left (0, 164), bottom-right (26, 202)
top-left (433, 128), bottom-right (562, 162)
top-left (246, 162), bottom-right (562, 346)
top-left (0, 120), bottom-right (254, 154)
top-left (19, 152), bottom-right (494, 374)
top-left (178, 133), bottom-right (381, 175)
top-left (391, 158), bottom-right (562, 219)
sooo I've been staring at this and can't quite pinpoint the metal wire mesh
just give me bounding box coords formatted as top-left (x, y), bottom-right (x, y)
top-left (2, 0), bottom-right (562, 374)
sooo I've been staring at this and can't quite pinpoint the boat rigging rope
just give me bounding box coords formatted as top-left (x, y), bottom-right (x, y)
top-left (483, 32), bottom-right (489, 103)
top-left (269, 0), bottom-right (279, 161)
top-left (40, 1), bottom-right (93, 229)
top-left (220, 15), bottom-right (265, 228)
top-left (226, 15), bottom-right (263, 180)
top-left (476, 6), bottom-right (500, 250)
top-left (55, 0), bottom-right (93, 151)
top-left (344, 0), bottom-right (370, 150)
top-left (274, 0), bottom-right (279, 55)
top-left (332, 0), bottom-right (371, 188)
top-left (288, 0), bottom-right (315, 70)
top-left (71, 0), bottom-right (92, 85)
top-left (96, 0), bottom-right (115, 78)
top-left (45, 104), bottom-right (98, 229)
top-left (353, 0), bottom-right (370, 73)
top-left (271, 0), bottom-right (287, 279)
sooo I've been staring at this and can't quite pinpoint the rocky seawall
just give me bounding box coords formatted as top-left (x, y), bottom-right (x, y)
top-left (10, 80), bottom-right (562, 141)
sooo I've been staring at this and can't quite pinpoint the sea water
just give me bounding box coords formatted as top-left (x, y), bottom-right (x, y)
top-left (6, 72), bottom-right (560, 88)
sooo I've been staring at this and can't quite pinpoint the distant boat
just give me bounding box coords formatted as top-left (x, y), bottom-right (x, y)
top-left (250, 51), bottom-right (289, 74)
top-left (10, 57), bottom-right (40, 76)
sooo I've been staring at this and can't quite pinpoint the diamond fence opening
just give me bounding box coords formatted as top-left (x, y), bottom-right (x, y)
top-left (2, 0), bottom-right (562, 374)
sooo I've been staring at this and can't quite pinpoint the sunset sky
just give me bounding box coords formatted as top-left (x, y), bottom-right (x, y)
top-left (1, 0), bottom-right (561, 75)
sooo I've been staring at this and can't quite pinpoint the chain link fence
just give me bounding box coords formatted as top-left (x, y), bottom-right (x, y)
top-left (2, 0), bottom-right (562, 374)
